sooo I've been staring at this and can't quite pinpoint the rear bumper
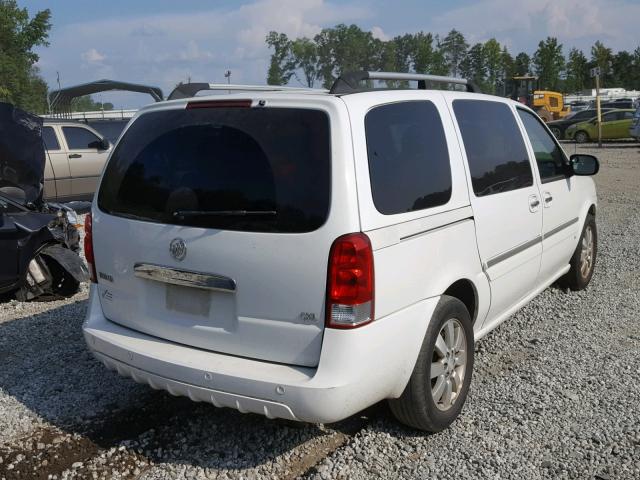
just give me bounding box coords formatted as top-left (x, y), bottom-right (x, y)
top-left (83, 285), bottom-right (439, 423)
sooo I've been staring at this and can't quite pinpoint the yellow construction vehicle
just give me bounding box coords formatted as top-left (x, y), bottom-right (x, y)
top-left (509, 76), bottom-right (571, 122)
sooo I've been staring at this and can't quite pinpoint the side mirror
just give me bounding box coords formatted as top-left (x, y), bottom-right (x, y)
top-left (570, 154), bottom-right (599, 176)
top-left (88, 139), bottom-right (110, 150)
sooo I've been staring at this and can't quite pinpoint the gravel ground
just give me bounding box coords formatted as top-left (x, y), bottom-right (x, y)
top-left (0, 142), bottom-right (639, 479)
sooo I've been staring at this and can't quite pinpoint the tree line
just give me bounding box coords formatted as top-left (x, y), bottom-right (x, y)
top-left (0, 0), bottom-right (50, 112)
top-left (0, 0), bottom-right (114, 114)
top-left (266, 25), bottom-right (640, 95)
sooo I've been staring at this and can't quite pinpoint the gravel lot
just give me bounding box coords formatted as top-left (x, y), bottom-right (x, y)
top-left (1, 142), bottom-right (639, 479)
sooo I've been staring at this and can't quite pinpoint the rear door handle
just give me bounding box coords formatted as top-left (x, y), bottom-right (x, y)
top-left (529, 194), bottom-right (540, 212)
top-left (68, 153), bottom-right (82, 159)
top-left (543, 192), bottom-right (553, 207)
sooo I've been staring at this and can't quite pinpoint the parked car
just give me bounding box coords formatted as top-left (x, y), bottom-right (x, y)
top-left (630, 106), bottom-right (640, 141)
top-left (568, 101), bottom-right (589, 112)
top-left (83, 72), bottom-right (599, 432)
top-left (601, 98), bottom-right (634, 110)
top-left (546, 108), bottom-right (613, 139)
top-left (42, 120), bottom-right (112, 202)
top-left (0, 103), bottom-right (88, 300)
top-left (565, 109), bottom-right (635, 143)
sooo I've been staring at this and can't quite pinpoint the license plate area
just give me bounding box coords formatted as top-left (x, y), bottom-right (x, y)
top-left (166, 284), bottom-right (211, 316)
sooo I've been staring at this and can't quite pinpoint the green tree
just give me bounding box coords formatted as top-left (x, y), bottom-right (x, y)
top-left (533, 37), bottom-right (564, 90)
top-left (590, 41), bottom-right (613, 86)
top-left (70, 95), bottom-right (114, 112)
top-left (467, 43), bottom-right (487, 89)
top-left (514, 52), bottom-right (531, 76)
top-left (565, 48), bottom-right (589, 93)
top-left (440, 29), bottom-right (468, 77)
top-left (483, 38), bottom-right (502, 94)
top-left (265, 31), bottom-right (294, 85)
top-left (391, 34), bottom-right (414, 73)
top-left (0, 0), bottom-right (51, 112)
top-left (314, 24), bottom-right (380, 88)
top-left (611, 50), bottom-right (633, 89)
top-left (632, 47), bottom-right (640, 90)
top-left (411, 32), bottom-right (441, 74)
top-left (290, 37), bottom-right (318, 87)
top-left (499, 47), bottom-right (515, 95)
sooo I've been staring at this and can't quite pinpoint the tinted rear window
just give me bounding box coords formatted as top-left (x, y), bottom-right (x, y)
top-left (365, 101), bottom-right (451, 214)
top-left (453, 100), bottom-right (532, 197)
top-left (98, 107), bottom-right (330, 233)
top-left (42, 127), bottom-right (60, 150)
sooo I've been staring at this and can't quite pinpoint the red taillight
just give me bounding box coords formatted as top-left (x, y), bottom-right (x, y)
top-left (326, 233), bottom-right (374, 329)
top-left (186, 100), bottom-right (252, 109)
top-left (84, 213), bottom-right (97, 283)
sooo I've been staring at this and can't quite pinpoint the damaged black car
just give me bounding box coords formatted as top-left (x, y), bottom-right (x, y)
top-left (0, 103), bottom-right (88, 301)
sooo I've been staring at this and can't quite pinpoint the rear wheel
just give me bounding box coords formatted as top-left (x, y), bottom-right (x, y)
top-left (389, 295), bottom-right (474, 431)
top-left (559, 214), bottom-right (597, 290)
top-left (574, 130), bottom-right (590, 143)
top-left (550, 126), bottom-right (562, 139)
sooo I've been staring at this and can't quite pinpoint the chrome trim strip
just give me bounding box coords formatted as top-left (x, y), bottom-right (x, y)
top-left (400, 216), bottom-right (474, 241)
top-left (484, 217), bottom-right (580, 270)
top-left (134, 263), bottom-right (236, 293)
top-left (53, 175), bottom-right (99, 181)
top-left (543, 217), bottom-right (579, 240)
top-left (485, 235), bottom-right (542, 269)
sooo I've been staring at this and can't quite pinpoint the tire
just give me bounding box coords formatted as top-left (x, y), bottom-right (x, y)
top-left (389, 295), bottom-right (474, 432)
top-left (550, 126), bottom-right (563, 139)
top-left (574, 130), bottom-right (590, 143)
top-left (559, 214), bottom-right (597, 291)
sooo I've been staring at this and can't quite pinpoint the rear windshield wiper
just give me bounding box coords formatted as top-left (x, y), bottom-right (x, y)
top-left (172, 209), bottom-right (277, 219)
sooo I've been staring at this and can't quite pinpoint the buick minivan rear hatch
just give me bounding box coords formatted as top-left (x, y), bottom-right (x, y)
top-left (94, 102), bottom-right (334, 367)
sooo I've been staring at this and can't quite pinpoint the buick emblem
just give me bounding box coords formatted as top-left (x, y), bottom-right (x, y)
top-left (169, 238), bottom-right (187, 261)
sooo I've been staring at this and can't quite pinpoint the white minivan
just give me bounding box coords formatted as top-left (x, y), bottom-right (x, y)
top-left (83, 72), bottom-right (599, 431)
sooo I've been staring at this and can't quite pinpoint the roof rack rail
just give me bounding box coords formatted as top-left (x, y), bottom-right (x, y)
top-left (329, 71), bottom-right (480, 94)
top-left (167, 83), bottom-right (327, 100)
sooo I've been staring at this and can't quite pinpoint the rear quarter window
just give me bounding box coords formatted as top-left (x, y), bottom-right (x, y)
top-left (42, 126), bottom-right (60, 150)
top-left (98, 107), bottom-right (331, 233)
top-left (365, 101), bottom-right (451, 215)
top-left (453, 100), bottom-right (532, 197)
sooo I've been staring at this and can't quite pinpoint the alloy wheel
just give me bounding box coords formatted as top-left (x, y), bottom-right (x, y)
top-left (430, 318), bottom-right (467, 411)
top-left (580, 225), bottom-right (594, 278)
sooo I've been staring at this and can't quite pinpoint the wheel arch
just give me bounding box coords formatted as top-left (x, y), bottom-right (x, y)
top-left (443, 279), bottom-right (478, 326)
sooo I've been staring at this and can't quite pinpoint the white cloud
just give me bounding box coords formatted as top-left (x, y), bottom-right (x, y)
top-left (39, 0), bottom-right (370, 106)
top-left (35, 0), bottom-right (639, 107)
top-left (81, 48), bottom-right (106, 63)
top-left (371, 26), bottom-right (389, 41)
top-left (428, 0), bottom-right (639, 53)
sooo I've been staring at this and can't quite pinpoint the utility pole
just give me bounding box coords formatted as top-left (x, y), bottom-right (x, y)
top-left (224, 70), bottom-right (231, 94)
top-left (591, 67), bottom-right (602, 148)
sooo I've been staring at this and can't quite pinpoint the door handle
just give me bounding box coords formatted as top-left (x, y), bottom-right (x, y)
top-left (529, 194), bottom-right (540, 212)
top-left (68, 153), bottom-right (82, 159)
top-left (543, 192), bottom-right (553, 207)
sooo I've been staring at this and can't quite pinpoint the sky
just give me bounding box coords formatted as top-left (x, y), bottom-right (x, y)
top-left (22, 0), bottom-right (640, 108)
